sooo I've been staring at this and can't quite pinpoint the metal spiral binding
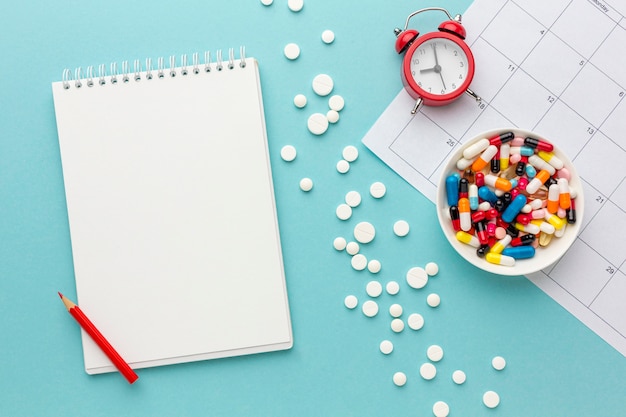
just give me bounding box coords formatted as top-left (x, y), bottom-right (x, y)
top-left (61, 47), bottom-right (247, 90)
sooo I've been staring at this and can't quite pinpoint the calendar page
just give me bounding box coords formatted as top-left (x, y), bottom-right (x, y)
top-left (362, 0), bottom-right (626, 356)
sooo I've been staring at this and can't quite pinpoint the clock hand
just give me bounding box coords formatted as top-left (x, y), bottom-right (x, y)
top-left (432, 43), bottom-right (447, 90)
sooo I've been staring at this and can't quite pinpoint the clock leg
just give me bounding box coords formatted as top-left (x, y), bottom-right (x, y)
top-left (465, 88), bottom-right (481, 103)
top-left (411, 97), bottom-right (424, 114)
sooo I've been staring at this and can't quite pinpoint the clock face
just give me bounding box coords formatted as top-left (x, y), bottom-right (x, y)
top-left (409, 37), bottom-right (470, 96)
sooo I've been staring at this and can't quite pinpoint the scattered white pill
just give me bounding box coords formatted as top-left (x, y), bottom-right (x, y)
top-left (452, 370), bottom-right (466, 385)
top-left (393, 220), bottom-right (410, 237)
top-left (299, 177), bottom-right (313, 192)
top-left (407, 313), bottom-right (424, 330)
top-left (293, 93), bottom-right (307, 108)
top-left (344, 191), bottom-right (361, 208)
top-left (393, 371), bottom-right (407, 387)
top-left (425, 262), bottom-right (439, 276)
top-left (367, 259), bottom-right (381, 274)
top-left (420, 362), bottom-right (437, 380)
top-left (329, 95), bottom-right (345, 111)
top-left (433, 401), bottom-right (450, 417)
top-left (427, 293), bottom-right (441, 308)
top-left (321, 29), bottom-right (335, 44)
top-left (351, 254), bottom-right (368, 271)
top-left (406, 267), bottom-right (428, 289)
top-left (346, 241), bottom-right (359, 255)
top-left (354, 221), bottom-right (376, 244)
top-left (260, 0), bottom-right (273, 5)
top-left (312, 74), bottom-right (334, 96)
top-left (380, 340), bottom-right (394, 355)
top-left (344, 295), bottom-right (358, 309)
top-left (336, 160), bottom-right (350, 174)
top-left (370, 181), bottom-right (386, 198)
top-left (287, 0), bottom-right (304, 12)
top-left (389, 303), bottom-right (403, 318)
top-left (362, 300), bottom-right (379, 317)
top-left (386, 281), bottom-right (400, 295)
top-left (391, 318), bottom-right (405, 333)
top-left (327, 110), bottom-right (340, 124)
top-left (280, 145), bottom-right (297, 162)
top-left (483, 391), bottom-right (500, 408)
top-left (366, 280), bottom-right (383, 298)
top-left (333, 237), bottom-right (347, 251)
top-left (427, 345), bottom-right (444, 362)
top-left (283, 43), bottom-right (300, 60)
top-left (307, 112), bottom-right (329, 135)
top-left (342, 145), bottom-right (358, 162)
top-left (492, 356), bottom-right (506, 371)
top-left (336, 203), bottom-right (352, 220)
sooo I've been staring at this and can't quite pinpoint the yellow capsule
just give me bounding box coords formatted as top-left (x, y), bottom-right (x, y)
top-left (485, 252), bottom-right (515, 266)
top-left (456, 231), bottom-right (480, 248)
top-left (543, 212), bottom-right (566, 230)
top-left (490, 234), bottom-right (512, 254)
top-left (539, 232), bottom-right (553, 247)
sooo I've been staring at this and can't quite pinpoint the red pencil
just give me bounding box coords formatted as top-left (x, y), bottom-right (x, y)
top-left (58, 292), bottom-right (138, 384)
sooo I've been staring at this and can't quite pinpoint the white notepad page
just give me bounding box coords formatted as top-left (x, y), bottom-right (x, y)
top-left (52, 53), bottom-right (292, 374)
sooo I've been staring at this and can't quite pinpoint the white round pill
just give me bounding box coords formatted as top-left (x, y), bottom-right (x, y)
top-left (386, 281), bottom-right (400, 295)
top-left (293, 93), bottom-right (307, 108)
top-left (333, 237), bottom-right (347, 251)
top-left (312, 74), bottom-right (334, 96)
top-left (393, 220), bottom-right (410, 237)
top-left (260, 0), bottom-right (273, 5)
top-left (391, 318), bottom-right (404, 333)
top-left (366, 280), bottom-right (383, 298)
top-left (283, 43), bottom-right (300, 60)
top-left (351, 254), bottom-right (367, 271)
top-left (483, 391), bottom-right (500, 408)
top-left (280, 145), bottom-right (297, 162)
top-left (367, 259), bottom-right (381, 274)
top-left (299, 177), bottom-right (313, 192)
top-left (336, 159), bottom-right (350, 174)
top-left (380, 340), bottom-right (393, 355)
top-left (329, 95), bottom-right (345, 111)
top-left (420, 362), bottom-right (437, 380)
top-left (425, 262), bottom-right (439, 276)
top-left (389, 303), bottom-right (403, 318)
top-left (370, 181), bottom-right (386, 198)
top-left (406, 267), bottom-right (428, 289)
top-left (307, 112), bottom-right (329, 135)
top-left (362, 300), bottom-right (379, 317)
top-left (327, 110), bottom-right (340, 124)
top-left (452, 370), bottom-right (466, 385)
top-left (345, 190), bottom-right (361, 207)
top-left (393, 371), bottom-right (407, 387)
top-left (336, 203), bottom-right (352, 220)
top-left (346, 241), bottom-right (359, 255)
top-left (342, 145), bottom-right (358, 162)
top-left (354, 221), bottom-right (376, 244)
top-left (344, 295), bottom-right (358, 309)
top-left (427, 345), bottom-right (444, 362)
top-left (492, 356), bottom-right (506, 371)
top-left (287, 0), bottom-right (303, 12)
top-left (321, 29), bottom-right (335, 44)
top-left (427, 293), bottom-right (441, 308)
top-left (407, 313), bottom-right (424, 330)
top-left (433, 401), bottom-right (450, 417)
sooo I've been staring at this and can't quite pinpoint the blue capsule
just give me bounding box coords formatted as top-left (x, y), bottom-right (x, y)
top-left (501, 194), bottom-right (527, 223)
top-left (525, 164), bottom-right (537, 178)
top-left (446, 173), bottom-right (460, 206)
top-left (502, 245), bottom-right (536, 259)
top-left (478, 186), bottom-right (498, 204)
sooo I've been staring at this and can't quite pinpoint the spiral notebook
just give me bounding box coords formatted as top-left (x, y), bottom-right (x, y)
top-left (51, 48), bottom-right (293, 375)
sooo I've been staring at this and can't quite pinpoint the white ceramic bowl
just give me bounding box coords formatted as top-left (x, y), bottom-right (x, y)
top-left (436, 128), bottom-right (584, 276)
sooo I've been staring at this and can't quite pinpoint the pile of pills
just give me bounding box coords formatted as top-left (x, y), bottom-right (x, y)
top-left (445, 131), bottom-right (578, 267)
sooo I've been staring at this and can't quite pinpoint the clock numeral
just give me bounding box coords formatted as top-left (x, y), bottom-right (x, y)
top-left (452, 83), bottom-right (457, 90)
top-left (413, 58), bottom-right (420, 65)
top-left (459, 61), bottom-right (464, 67)
top-left (441, 89), bottom-right (446, 94)
top-left (459, 74), bottom-right (463, 80)
top-left (454, 50), bottom-right (458, 56)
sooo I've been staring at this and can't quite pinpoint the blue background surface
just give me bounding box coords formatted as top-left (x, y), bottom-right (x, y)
top-left (1, 0), bottom-right (625, 416)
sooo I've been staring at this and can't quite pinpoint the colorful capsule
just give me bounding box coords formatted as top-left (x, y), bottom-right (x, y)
top-left (469, 184), bottom-right (479, 210)
top-left (510, 234), bottom-right (535, 246)
top-left (463, 169), bottom-right (475, 183)
top-left (558, 178), bottom-right (571, 209)
top-left (537, 150), bottom-right (564, 170)
top-left (449, 205), bottom-right (461, 231)
top-left (458, 198), bottom-right (472, 232)
top-left (476, 244), bottom-right (490, 258)
top-left (475, 221), bottom-right (489, 245)
top-left (528, 155), bottom-right (556, 175)
top-left (524, 137), bottom-right (554, 152)
top-left (530, 208), bottom-right (546, 219)
top-left (491, 148), bottom-right (501, 173)
top-left (502, 245), bottom-right (536, 259)
top-left (446, 173), bottom-right (460, 206)
top-left (488, 131), bottom-right (514, 146)
top-left (547, 183), bottom-right (560, 213)
top-left (544, 211), bottom-right (566, 230)
top-left (457, 157), bottom-right (476, 170)
top-left (515, 222), bottom-right (541, 234)
top-left (490, 234), bottom-right (512, 254)
top-left (472, 145), bottom-right (498, 171)
top-left (456, 231), bottom-right (480, 248)
top-left (531, 219), bottom-right (555, 234)
top-left (515, 158), bottom-right (527, 176)
top-left (510, 146), bottom-right (535, 157)
top-left (484, 174), bottom-right (512, 192)
top-left (500, 143), bottom-right (510, 170)
top-left (458, 178), bottom-right (469, 199)
top-left (475, 172), bottom-right (485, 187)
top-left (566, 199), bottom-right (576, 224)
top-left (525, 164), bottom-right (537, 178)
top-left (502, 194), bottom-right (527, 223)
top-left (517, 177), bottom-right (529, 191)
top-left (463, 138), bottom-right (490, 159)
top-left (539, 231), bottom-right (553, 247)
top-left (525, 169), bottom-right (551, 194)
top-left (516, 213), bottom-right (532, 224)
top-left (485, 252), bottom-right (515, 266)
top-left (478, 186), bottom-right (498, 204)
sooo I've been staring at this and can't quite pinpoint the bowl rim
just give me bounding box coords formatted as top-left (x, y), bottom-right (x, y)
top-left (436, 127), bottom-right (585, 276)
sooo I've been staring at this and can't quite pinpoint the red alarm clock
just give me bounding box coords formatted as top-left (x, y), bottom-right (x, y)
top-left (394, 7), bottom-right (481, 114)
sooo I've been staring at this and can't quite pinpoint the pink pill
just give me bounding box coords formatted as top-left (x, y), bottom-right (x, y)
top-left (495, 226), bottom-right (507, 240)
top-left (510, 153), bottom-right (522, 164)
top-left (512, 137), bottom-right (525, 146)
top-left (557, 167), bottom-right (571, 181)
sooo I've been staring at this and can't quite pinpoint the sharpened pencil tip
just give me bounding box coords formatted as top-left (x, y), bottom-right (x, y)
top-left (58, 291), bottom-right (64, 299)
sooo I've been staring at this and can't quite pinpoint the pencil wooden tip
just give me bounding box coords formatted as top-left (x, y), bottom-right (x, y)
top-left (58, 291), bottom-right (64, 299)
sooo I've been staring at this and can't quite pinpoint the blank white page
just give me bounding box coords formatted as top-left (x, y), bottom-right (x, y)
top-left (52, 54), bottom-right (292, 374)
